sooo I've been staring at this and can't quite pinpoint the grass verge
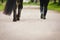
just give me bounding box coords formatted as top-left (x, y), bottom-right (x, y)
top-left (0, 3), bottom-right (5, 11)
top-left (0, 2), bottom-right (60, 12)
top-left (48, 2), bottom-right (60, 12)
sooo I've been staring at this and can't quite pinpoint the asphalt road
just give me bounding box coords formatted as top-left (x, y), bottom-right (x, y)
top-left (0, 6), bottom-right (60, 40)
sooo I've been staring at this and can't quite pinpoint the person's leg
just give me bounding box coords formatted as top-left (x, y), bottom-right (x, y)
top-left (40, 0), bottom-right (43, 13)
top-left (43, 0), bottom-right (49, 19)
top-left (44, 6), bottom-right (47, 17)
top-left (40, 0), bottom-right (44, 19)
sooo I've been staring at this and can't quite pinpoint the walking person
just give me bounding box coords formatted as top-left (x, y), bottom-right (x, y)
top-left (40, 0), bottom-right (49, 19)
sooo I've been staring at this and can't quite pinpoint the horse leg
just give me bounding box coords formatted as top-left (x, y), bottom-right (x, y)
top-left (17, 9), bottom-right (21, 21)
top-left (17, 4), bottom-right (22, 21)
top-left (16, 0), bottom-right (23, 21)
top-left (13, 9), bottom-right (16, 22)
top-left (13, 5), bottom-right (17, 22)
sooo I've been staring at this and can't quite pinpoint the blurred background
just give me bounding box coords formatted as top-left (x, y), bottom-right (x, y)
top-left (0, 0), bottom-right (60, 12)
top-left (0, 0), bottom-right (60, 40)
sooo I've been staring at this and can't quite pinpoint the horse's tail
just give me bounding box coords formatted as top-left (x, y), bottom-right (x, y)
top-left (3, 0), bottom-right (16, 15)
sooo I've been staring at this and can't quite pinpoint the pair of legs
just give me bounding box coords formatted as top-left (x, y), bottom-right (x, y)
top-left (13, 0), bottom-right (23, 22)
top-left (40, 0), bottom-right (49, 19)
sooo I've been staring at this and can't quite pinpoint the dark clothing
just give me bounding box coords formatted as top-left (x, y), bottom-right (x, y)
top-left (40, 0), bottom-right (49, 17)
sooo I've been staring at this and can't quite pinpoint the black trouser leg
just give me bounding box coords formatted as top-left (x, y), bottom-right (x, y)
top-left (40, 1), bottom-right (43, 14)
top-left (40, 3), bottom-right (44, 19)
top-left (44, 2), bottom-right (49, 17)
top-left (40, 0), bottom-right (49, 19)
top-left (44, 6), bottom-right (47, 17)
top-left (40, 6), bottom-right (44, 19)
top-left (40, 6), bottom-right (43, 13)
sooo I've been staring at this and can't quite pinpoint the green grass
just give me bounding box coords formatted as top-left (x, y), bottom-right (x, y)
top-left (48, 2), bottom-right (60, 12)
top-left (0, 2), bottom-right (60, 12)
top-left (0, 3), bottom-right (5, 11)
top-left (23, 2), bottom-right (60, 12)
top-left (23, 2), bottom-right (40, 6)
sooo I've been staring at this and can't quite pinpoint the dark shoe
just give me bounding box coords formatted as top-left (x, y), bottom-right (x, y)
top-left (43, 16), bottom-right (46, 20)
top-left (41, 14), bottom-right (46, 20)
top-left (41, 14), bottom-right (44, 19)
top-left (43, 17), bottom-right (46, 19)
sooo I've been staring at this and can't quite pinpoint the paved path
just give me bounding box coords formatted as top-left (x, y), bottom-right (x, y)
top-left (0, 6), bottom-right (60, 40)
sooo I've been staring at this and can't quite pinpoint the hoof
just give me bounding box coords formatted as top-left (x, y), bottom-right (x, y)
top-left (13, 19), bottom-right (17, 22)
top-left (17, 17), bottom-right (20, 21)
top-left (17, 18), bottom-right (20, 21)
top-left (16, 15), bottom-right (20, 21)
